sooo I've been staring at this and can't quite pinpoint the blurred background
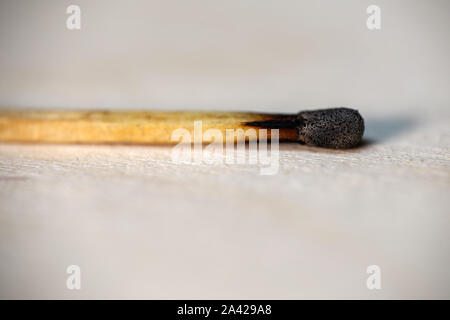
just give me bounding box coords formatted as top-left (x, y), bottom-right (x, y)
top-left (0, 0), bottom-right (448, 114)
top-left (0, 0), bottom-right (449, 299)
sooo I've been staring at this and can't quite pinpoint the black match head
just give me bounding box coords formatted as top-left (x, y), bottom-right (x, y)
top-left (296, 108), bottom-right (364, 149)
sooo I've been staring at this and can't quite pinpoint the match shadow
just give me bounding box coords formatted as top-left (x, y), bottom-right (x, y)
top-left (362, 116), bottom-right (417, 145)
top-left (277, 115), bottom-right (418, 152)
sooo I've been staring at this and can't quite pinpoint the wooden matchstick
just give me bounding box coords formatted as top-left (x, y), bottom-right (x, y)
top-left (0, 108), bottom-right (364, 148)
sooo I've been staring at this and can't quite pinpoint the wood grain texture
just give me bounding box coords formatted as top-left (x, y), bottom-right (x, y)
top-left (0, 109), bottom-right (449, 299)
top-left (0, 110), bottom-right (297, 143)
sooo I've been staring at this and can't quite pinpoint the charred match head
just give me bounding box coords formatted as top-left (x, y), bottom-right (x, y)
top-left (296, 108), bottom-right (364, 149)
top-left (244, 107), bottom-right (365, 149)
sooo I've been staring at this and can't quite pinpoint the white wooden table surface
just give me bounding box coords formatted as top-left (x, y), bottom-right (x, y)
top-left (0, 107), bottom-right (448, 299)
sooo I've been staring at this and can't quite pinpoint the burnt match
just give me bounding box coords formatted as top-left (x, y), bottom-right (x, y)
top-left (0, 107), bottom-right (364, 149)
